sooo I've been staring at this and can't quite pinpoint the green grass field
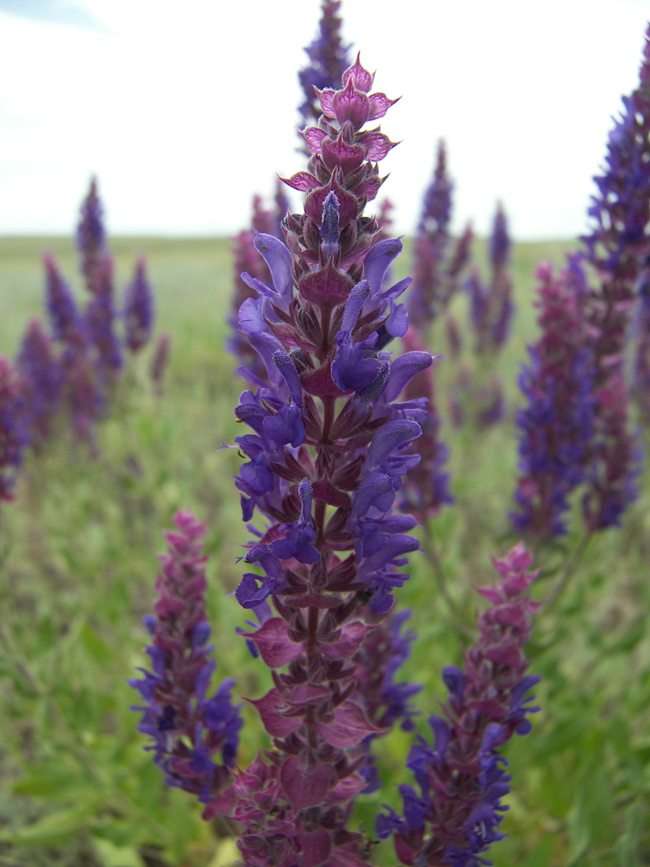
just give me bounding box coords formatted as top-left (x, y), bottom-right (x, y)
top-left (0, 235), bottom-right (648, 867)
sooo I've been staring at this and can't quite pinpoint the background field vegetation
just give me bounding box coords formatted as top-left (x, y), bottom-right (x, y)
top-left (0, 235), bottom-right (648, 867)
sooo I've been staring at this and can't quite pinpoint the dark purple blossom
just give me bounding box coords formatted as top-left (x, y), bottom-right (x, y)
top-left (408, 141), bottom-right (472, 327)
top-left (354, 609), bottom-right (422, 792)
top-left (632, 269), bottom-right (650, 422)
top-left (0, 357), bottom-right (30, 501)
top-left (76, 176), bottom-right (107, 293)
top-left (150, 332), bottom-right (171, 396)
top-left (124, 256), bottom-right (154, 353)
top-left (44, 253), bottom-right (85, 347)
top-left (400, 327), bottom-right (452, 518)
top-left (578, 24), bottom-right (650, 528)
top-left (16, 318), bottom-right (62, 442)
top-left (377, 543), bottom-right (541, 866)
top-left (298, 0), bottom-right (351, 128)
top-left (85, 254), bottom-right (123, 375)
top-left (512, 260), bottom-right (597, 537)
top-left (229, 196), bottom-right (278, 378)
top-left (466, 202), bottom-right (513, 354)
top-left (130, 510), bottom-right (242, 806)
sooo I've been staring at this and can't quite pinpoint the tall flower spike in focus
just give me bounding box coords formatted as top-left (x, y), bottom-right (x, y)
top-left (130, 510), bottom-right (242, 807)
top-left (377, 543), bottom-right (541, 866)
top-left (578, 23), bottom-right (650, 529)
top-left (298, 0), bottom-right (351, 129)
top-left (224, 56), bottom-right (433, 865)
top-left (77, 176), bottom-right (107, 293)
top-left (512, 259), bottom-right (596, 538)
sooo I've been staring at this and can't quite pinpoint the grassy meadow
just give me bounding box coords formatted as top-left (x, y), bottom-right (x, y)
top-left (0, 234), bottom-right (648, 867)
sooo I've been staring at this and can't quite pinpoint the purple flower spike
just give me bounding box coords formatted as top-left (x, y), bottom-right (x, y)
top-left (85, 254), bottom-right (123, 376)
top-left (408, 141), bottom-right (472, 327)
top-left (43, 253), bottom-right (85, 348)
top-left (298, 0), bottom-right (352, 129)
top-left (512, 261), bottom-right (597, 538)
top-left (217, 56), bottom-right (432, 864)
top-left (378, 543), bottom-right (541, 867)
top-left (469, 202), bottom-right (514, 355)
top-left (150, 332), bottom-right (171, 396)
top-left (632, 271), bottom-right (650, 422)
top-left (124, 256), bottom-right (154, 353)
top-left (399, 328), bottom-right (452, 519)
top-left (577, 24), bottom-right (650, 528)
top-left (0, 357), bottom-right (30, 502)
top-left (130, 510), bottom-right (242, 811)
top-left (76, 176), bottom-right (107, 293)
top-left (16, 319), bottom-right (62, 442)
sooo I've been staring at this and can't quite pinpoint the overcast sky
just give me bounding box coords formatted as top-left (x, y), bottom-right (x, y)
top-left (0, 0), bottom-right (648, 240)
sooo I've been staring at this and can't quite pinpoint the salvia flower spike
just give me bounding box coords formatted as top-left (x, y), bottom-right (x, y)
top-left (16, 319), bottom-right (62, 443)
top-left (225, 56), bottom-right (431, 864)
top-left (578, 23), bottom-right (650, 528)
top-left (130, 510), bottom-right (243, 807)
top-left (76, 176), bottom-right (107, 293)
top-left (0, 357), bottom-right (29, 502)
top-left (377, 542), bottom-right (541, 866)
top-left (298, 0), bottom-right (352, 129)
top-left (124, 256), bottom-right (154, 353)
top-left (408, 141), bottom-right (473, 330)
top-left (512, 260), bottom-right (596, 538)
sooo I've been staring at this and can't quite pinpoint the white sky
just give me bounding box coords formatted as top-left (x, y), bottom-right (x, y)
top-left (0, 0), bottom-right (648, 240)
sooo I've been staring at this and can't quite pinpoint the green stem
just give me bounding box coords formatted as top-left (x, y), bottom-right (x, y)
top-left (543, 531), bottom-right (593, 613)
top-left (420, 523), bottom-right (473, 641)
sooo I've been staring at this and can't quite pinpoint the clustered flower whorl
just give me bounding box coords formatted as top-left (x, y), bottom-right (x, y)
top-left (377, 543), bottom-right (541, 867)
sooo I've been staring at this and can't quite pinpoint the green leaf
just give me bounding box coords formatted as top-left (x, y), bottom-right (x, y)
top-left (80, 620), bottom-right (113, 664)
top-left (521, 834), bottom-right (555, 867)
top-left (0, 801), bottom-right (98, 846)
top-left (92, 836), bottom-right (146, 867)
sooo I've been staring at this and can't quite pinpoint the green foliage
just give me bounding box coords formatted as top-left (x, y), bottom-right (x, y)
top-left (0, 236), bottom-right (648, 866)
